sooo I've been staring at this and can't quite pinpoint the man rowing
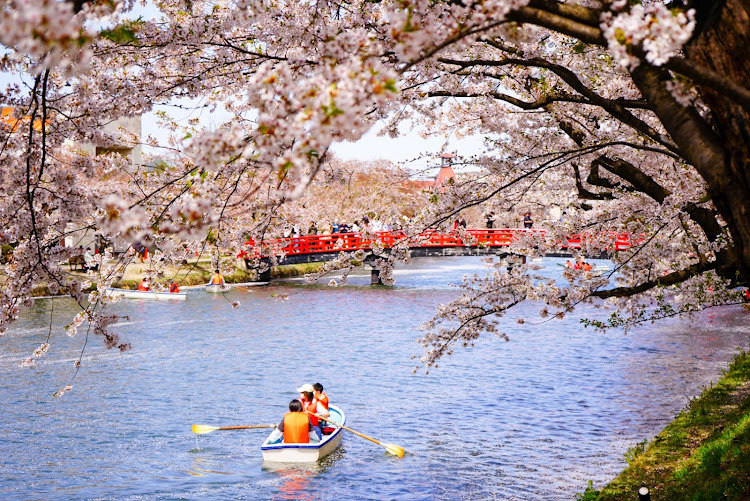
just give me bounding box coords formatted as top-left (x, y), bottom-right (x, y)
top-left (209, 269), bottom-right (225, 285)
top-left (266, 400), bottom-right (316, 444)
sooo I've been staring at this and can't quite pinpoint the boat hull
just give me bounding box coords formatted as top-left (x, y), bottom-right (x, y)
top-left (205, 284), bottom-right (227, 293)
top-left (261, 405), bottom-right (345, 463)
top-left (105, 288), bottom-right (187, 301)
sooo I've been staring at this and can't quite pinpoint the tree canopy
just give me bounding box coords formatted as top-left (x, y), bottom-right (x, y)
top-left (0, 0), bottom-right (748, 374)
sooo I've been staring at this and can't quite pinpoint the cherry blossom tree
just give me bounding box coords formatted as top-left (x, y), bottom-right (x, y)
top-left (1, 0), bottom-right (748, 379)
top-left (284, 156), bottom-right (425, 231)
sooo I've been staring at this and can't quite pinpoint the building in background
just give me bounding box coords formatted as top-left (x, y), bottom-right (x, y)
top-left (409, 153), bottom-right (456, 190)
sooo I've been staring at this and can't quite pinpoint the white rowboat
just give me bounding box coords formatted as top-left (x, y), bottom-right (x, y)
top-left (205, 283), bottom-right (228, 293)
top-left (261, 405), bottom-right (345, 463)
top-left (105, 288), bottom-right (187, 301)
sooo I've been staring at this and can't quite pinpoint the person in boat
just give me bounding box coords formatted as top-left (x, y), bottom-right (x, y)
top-left (267, 399), bottom-right (315, 444)
top-left (137, 277), bottom-right (150, 291)
top-left (168, 281), bottom-right (180, 293)
top-left (313, 383), bottom-right (328, 411)
top-left (297, 383), bottom-right (330, 440)
top-left (209, 269), bottom-right (225, 285)
top-left (313, 382), bottom-right (334, 434)
top-left (573, 259), bottom-right (592, 272)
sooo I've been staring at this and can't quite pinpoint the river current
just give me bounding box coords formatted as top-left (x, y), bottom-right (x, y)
top-left (1, 256), bottom-right (748, 500)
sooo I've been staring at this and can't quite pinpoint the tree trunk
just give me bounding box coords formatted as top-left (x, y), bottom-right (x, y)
top-left (685, 0), bottom-right (750, 286)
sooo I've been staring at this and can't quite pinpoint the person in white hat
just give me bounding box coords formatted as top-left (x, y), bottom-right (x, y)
top-left (297, 383), bottom-right (329, 440)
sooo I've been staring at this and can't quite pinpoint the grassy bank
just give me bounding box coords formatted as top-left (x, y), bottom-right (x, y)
top-left (579, 349), bottom-right (750, 501)
top-left (271, 262), bottom-right (326, 279)
top-left (30, 259), bottom-right (327, 295)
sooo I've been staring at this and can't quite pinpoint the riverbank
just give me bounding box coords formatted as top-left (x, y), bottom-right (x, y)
top-left (29, 259), bottom-right (327, 295)
top-left (582, 349), bottom-right (750, 500)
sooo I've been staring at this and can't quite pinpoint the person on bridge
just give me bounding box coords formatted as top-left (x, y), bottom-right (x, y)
top-left (523, 212), bottom-right (534, 229)
top-left (210, 269), bottom-right (225, 285)
top-left (485, 211), bottom-right (496, 229)
top-left (168, 280), bottom-right (180, 293)
top-left (266, 399), bottom-right (315, 444)
top-left (137, 277), bottom-right (150, 291)
top-left (297, 383), bottom-right (329, 441)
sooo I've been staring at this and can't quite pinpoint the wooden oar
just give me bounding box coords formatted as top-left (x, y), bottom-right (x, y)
top-left (192, 424), bottom-right (276, 434)
top-left (313, 414), bottom-right (405, 458)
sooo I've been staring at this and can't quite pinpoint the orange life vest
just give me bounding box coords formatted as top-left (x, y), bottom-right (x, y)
top-left (583, 263), bottom-right (592, 272)
top-left (210, 274), bottom-right (223, 285)
top-left (316, 392), bottom-right (329, 411)
top-left (169, 283), bottom-right (179, 293)
top-left (305, 400), bottom-right (320, 427)
top-left (137, 280), bottom-right (149, 291)
top-left (283, 412), bottom-right (309, 443)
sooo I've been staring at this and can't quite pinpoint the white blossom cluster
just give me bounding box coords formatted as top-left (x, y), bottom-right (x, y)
top-left (0, 0), bottom-right (106, 74)
top-left (602, 3), bottom-right (696, 69)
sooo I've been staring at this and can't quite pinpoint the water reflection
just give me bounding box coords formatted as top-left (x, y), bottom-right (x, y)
top-left (262, 460), bottom-right (334, 501)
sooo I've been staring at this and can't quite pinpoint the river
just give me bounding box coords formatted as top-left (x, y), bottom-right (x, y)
top-left (0, 256), bottom-right (748, 500)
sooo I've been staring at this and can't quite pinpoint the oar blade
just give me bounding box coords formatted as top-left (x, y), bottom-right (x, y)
top-left (192, 424), bottom-right (220, 434)
top-left (385, 443), bottom-right (405, 458)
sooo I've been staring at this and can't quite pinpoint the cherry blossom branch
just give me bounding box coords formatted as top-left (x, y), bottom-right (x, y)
top-left (437, 55), bottom-right (678, 152)
top-left (593, 261), bottom-right (719, 299)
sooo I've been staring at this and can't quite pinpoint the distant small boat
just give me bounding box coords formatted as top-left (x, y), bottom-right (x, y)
top-left (261, 405), bottom-right (345, 463)
top-left (106, 288), bottom-right (187, 301)
top-left (205, 283), bottom-right (228, 293)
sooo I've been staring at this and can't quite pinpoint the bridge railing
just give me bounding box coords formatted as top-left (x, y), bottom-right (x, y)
top-left (240, 228), bottom-right (638, 258)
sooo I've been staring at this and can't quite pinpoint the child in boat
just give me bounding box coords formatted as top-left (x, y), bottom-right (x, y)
top-left (267, 400), bottom-right (316, 444)
top-left (313, 383), bottom-right (336, 435)
top-left (313, 383), bottom-right (328, 411)
top-left (297, 383), bottom-right (329, 440)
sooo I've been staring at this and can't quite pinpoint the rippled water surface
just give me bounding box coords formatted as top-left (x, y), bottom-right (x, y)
top-left (1, 257), bottom-right (748, 500)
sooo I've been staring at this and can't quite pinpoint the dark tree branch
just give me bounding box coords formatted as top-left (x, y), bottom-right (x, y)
top-left (572, 163), bottom-right (613, 200)
top-left (437, 55), bottom-right (678, 151)
top-left (593, 261), bottom-right (718, 299)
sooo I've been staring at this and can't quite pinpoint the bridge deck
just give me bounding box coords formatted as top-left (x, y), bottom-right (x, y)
top-left (241, 228), bottom-right (634, 267)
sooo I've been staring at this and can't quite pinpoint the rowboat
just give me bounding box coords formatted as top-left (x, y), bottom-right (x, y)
top-left (205, 283), bottom-right (228, 293)
top-left (105, 288), bottom-right (187, 301)
top-left (261, 405), bottom-right (345, 463)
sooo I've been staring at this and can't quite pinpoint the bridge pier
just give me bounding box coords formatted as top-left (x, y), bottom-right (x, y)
top-left (371, 267), bottom-right (383, 285)
top-left (506, 255), bottom-right (526, 271)
top-left (244, 257), bottom-right (272, 283)
top-left (257, 267), bottom-right (271, 283)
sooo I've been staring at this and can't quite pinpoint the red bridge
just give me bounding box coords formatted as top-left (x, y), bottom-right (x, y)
top-left (242, 228), bottom-right (635, 281)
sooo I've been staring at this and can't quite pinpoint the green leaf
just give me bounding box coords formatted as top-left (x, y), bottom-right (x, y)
top-left (100, 26), bottom-right (138, 45)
